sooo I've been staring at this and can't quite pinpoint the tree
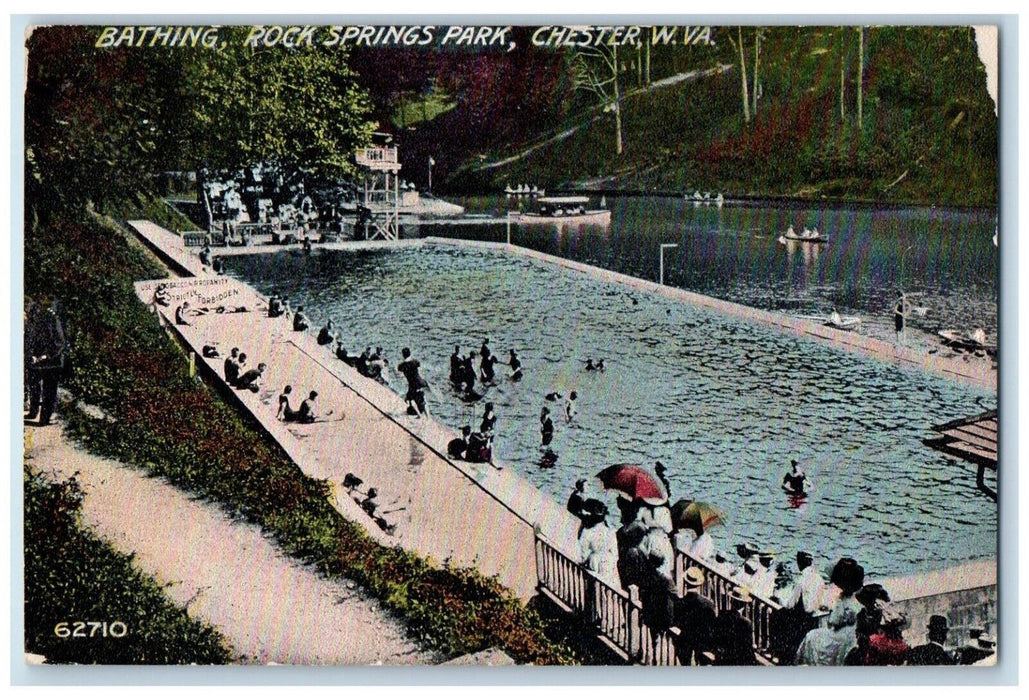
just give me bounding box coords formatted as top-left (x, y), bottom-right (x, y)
top-left (728, 27), bottom-right (751, 124)
top-left (570, 40), bottom-right (625, 155)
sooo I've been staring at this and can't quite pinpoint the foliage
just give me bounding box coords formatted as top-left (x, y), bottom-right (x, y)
top-left (23, 468), bottom-right (233, 664)
top-left (438, 26), bottom-right (997, 206)
top-left (24, 206), bottom-right (578, 665)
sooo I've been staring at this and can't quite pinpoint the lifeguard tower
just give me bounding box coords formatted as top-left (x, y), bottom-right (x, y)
top-left (354, 133), bottom-right (401, 240)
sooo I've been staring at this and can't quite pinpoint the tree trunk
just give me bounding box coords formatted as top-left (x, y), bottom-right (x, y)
top-left (645, 40), bottom-right (651, 85)
top-left (857, 26), bottom-right (864, 129)
top-left (752, 29), bottom-right (761, 117)
top-left (613, 43), bottom-right (623, 155)
top-left (737, 27), bottom-right (751, 124)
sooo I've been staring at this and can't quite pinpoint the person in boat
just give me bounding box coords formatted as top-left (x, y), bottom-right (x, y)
top-left (293, 305), bottom-right (311, 332)
top-left (783, 459), bottom-right (808, 494)
top-left (540, 406), bottom-right (555, 446)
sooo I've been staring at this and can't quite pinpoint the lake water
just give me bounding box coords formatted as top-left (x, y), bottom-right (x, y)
top-left (422, 196), bottom-right (999, 346)
top-left (224, 234), bottom-right (997, 580)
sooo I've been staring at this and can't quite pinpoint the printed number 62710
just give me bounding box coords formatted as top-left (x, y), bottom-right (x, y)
top-left (54, 621), bottom-right (128, 638)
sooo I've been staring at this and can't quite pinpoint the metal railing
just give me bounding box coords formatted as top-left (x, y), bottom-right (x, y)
top-left (535, 534), bottom-right (782, 665)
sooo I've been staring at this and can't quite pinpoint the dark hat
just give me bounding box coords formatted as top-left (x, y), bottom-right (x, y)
top-left (856, 583), bottom-right (891, 606)
top-left (927, 614), bottom-right (949, 632)
top-left (830, 557), bottom-right (865, 595)
top-left (366, 488), bottom-right (378, 498)
top-left (655, 461), bottom-right (666, 473)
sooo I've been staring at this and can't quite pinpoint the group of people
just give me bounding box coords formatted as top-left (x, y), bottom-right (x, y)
top-left (447, 402), bottom-right (498, 464)
top-left (449, 340), bottom-right (522, 397)
top-left (343, 473), bottom-right (397, 535)
top-left (222, 347), bottom-right (267, 394)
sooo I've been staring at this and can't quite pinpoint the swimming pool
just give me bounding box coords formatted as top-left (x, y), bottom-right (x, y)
top-left (225, 243), bottom-right (997, 579)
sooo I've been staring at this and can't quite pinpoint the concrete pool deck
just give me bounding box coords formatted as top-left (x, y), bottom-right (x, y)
top-left (127, 220), bottom-right (997, 611)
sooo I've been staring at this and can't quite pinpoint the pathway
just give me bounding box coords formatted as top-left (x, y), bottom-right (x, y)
top-left (25, 421), bottom-right (433, 665)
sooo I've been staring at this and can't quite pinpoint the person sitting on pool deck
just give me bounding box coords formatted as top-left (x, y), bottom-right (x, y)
top-left (317, 319), bottom-right (337, 346)
top-left (447, 426), bottom-right (473, 460)
top-left (293, 306), bottom-right (311, 332)
top-left (235, 363), bottom-right (266, 393)
top-left (292, 390), bottom-right (320, 423)
top-left (277, 385), bottom-right (296, 420)
top-left (175, 301), bottom-right (194, 326)
top-left (336, 342), bottom-right (358, 367)
top-left (268, 292), bottom-right (286, 318)
top-left (224, 347), bottom-right (241, 385)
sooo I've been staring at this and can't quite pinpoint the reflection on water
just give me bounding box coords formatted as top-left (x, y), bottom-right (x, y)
top-left (422, 196), bottom-right (999, 340)
top-left (225, 245), bottom-right (997, 579)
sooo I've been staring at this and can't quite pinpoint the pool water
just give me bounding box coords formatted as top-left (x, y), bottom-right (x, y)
top-left (225, 244), bottom-right (997, 579)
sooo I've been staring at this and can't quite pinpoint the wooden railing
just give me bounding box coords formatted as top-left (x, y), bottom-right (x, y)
top-left (535, 535), bottom-right (681, 665)
top-left (535, 533), bottom-right (783, 665)
top-left (673, 548), bottom-right (780, 664)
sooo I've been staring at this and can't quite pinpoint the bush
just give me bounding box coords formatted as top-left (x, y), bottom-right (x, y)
top-left (23, 468), bottom-right (233, 664)
top-left (27, 204), bottom-right (577, 665)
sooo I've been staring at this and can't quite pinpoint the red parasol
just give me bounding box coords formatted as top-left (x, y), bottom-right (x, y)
top-left (595, 463), bottom-right (669, 505)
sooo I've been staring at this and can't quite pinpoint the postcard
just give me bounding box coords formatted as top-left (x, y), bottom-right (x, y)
top-left (18, 18), bottom-right (1003, 677)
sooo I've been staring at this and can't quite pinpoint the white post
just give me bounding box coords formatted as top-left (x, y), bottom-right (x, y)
top-left (507, 211), bottom-right (512, 246)
top-left (660, 243), bottom-right (678, 286)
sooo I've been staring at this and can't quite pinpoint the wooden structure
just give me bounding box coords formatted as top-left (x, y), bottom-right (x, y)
top-left (354, 135), bottom-right (401, 241)
top-left (925, 410), bottom-right (998, 500)
top-left (535, 534), bottom-right (781, 665)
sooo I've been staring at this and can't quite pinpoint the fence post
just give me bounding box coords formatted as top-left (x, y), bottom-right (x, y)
top-left (189, 351), bottom-right (196, 378)
top-left (628, 584), bottom-right (642, 664)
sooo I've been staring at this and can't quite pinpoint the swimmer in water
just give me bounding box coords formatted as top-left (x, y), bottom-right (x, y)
top-left (565, 391), bottom-right (578, 423)
top-left (782, 459), bottom-right (808, 495)
top-left (540, 406), bottom-right (554, 446)
top-left (508, 349), bottom-right (523, 381)
top-left (585, 357), bottom-right (596, 371)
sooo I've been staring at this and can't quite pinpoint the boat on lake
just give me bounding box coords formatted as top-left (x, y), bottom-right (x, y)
top-left (939, 328), bottom-right (993, 352)
top-left (519, 196), bottom-right (611, 225)
top-left (780, 226), bottom-right (827, 243)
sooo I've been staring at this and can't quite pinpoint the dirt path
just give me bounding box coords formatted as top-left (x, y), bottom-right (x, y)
top-left (25, 420), bottom-right (435, 666)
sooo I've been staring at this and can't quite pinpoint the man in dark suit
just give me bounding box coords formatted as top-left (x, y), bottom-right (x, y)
top-left (25, 301), bottom-right (67, 426)
top-left (674, 566), bottom-right (716, 666)
top-left (907, 615), bottom-right (955, 665)
top-left (714, 586), bottom-right (758, 665)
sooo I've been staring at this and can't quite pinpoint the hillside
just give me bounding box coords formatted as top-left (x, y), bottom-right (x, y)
top-left (385, 26), bottom-right (997, 207)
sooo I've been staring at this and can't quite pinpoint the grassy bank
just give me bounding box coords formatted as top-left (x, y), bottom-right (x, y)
top-left (25, 204), bottom-right (578, 665)
top-left (23, 468), bottom-right (234, 664)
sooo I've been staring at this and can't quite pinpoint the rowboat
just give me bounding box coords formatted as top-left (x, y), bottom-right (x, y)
top-left (939, 328), bottom-right (993, 351)
top-left (781, 226), bottom-right (827, 243)
top-left (519, 196), bottom-right (611, 225)
top-left (825, 314), bottom-right (861, 330)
